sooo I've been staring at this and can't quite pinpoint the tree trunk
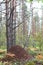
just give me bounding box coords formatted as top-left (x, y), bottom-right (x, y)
top-left (13, 0), bottom-right (16, 45)
top-left (6, 0), bottom-right (16, 52)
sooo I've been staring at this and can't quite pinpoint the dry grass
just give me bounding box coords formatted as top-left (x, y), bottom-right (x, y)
top-left (35, 54), bottom-right (43, 60)
top-left (0, 49), bottom-right (6, 54)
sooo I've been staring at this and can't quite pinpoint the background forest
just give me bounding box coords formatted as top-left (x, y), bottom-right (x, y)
top-left (0, 0), bottom-right (43, 65)
top-left (0, 0), bottom-right (43, 50)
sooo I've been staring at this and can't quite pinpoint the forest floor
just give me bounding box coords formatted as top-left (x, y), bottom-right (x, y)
top-left (0, 47), bottom-right (43, 65)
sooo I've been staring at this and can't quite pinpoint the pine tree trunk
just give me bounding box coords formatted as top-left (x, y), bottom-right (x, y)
top-left (6, 0), bottom-right (16, 51)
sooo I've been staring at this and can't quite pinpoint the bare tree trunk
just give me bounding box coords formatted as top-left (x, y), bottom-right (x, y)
top-left (32, 17), bottom-right (36, 36)
top-left (6, 0), bottom-right (16, 51)
top-left (13, 0), bottom-right (16, 45)
top-left (22, 0), bottom-right (27, 36)
top-left (41, 8), bottom-right (43, 35)
top-left (6, 0), bottom-right (10, 51)
top-left (30, 1), bottom-right (34, 36)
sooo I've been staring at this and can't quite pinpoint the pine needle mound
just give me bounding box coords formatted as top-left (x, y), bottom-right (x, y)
top-left (0, 45), bottom-right (32, 62)
top-left (8, 45), bottom-right (32, 60)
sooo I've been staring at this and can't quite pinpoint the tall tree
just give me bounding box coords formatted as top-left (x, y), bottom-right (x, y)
top-left (13, 0), bottom-right (16, 45)
top-left (41, 5), bottom-right (43, 35)
top-left (29, 0), bottom-right (33, 36)
top-left (22, 0), bottom-right (28, 36)
top-left (0, 3), bottom-right (2, 33)
top-left (6, 0), bottom-right (16, 51)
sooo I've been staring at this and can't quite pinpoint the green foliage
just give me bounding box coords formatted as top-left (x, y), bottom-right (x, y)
top-left (30, 0), bottom-right (33, 1)
top-left (27, 0), bottom-right (33, 2)
top-left (16, 34), bottom-right (29, 47)
top-left (28, 33), bottom-right (43, 51)
top-left (0, 25), bottom-right (6, 47)
top-left (25, 61), bottom-right (35, 65)
top-left (0, 46), bottom-right (6, 49)
top-left (27, 0), bottom-right (43, 2)
top-left (28, 35), bottom-right (36, 47)
top-left (28, 50), bottom-right (37, 56)
top-left (34, 33), bottom-right (43, 50)
top-left (38, 0), bottom-right (43, 2)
